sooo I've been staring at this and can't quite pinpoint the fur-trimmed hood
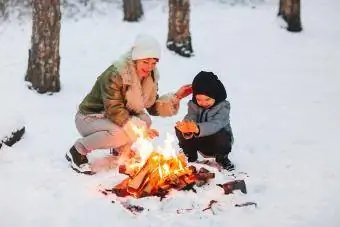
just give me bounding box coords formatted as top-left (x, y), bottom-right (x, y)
top-left (113, 50), bottom-right (160, 114)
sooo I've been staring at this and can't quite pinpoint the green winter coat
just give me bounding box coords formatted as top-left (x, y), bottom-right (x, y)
top-left (78, 51), bottom-right (179, 127)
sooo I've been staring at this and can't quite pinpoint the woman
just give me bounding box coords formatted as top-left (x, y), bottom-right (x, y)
top-left (66, 34), bottom-right (192, 174)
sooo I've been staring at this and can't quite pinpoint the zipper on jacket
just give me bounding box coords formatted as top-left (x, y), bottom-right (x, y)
top-left (199, 109), bottom-right (207, 123)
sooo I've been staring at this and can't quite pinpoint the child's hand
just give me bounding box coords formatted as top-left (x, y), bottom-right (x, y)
top-left (175, 120), bottom-right (199, 134)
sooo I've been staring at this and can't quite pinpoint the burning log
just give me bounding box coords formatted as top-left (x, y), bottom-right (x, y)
top-left (110, 128), bottom-right (216, 198)
top-left (126, 157), bottom-right (155, 196)
top-left (118, 165), bottom-right (128, 175)
top-left (141, 169), bottom-right (161, 196)
top-left (114, 159), bottom-right (215, 198)
top-left (112, 178), bottom-right (130, 197)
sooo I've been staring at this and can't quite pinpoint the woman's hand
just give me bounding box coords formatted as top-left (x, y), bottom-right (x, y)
top-left (175, 84), bottom-right (193, 100)
top-left (146, 128), bottom-right (159, 139)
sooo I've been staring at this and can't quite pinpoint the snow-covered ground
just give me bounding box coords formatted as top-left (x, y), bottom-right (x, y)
top-left (0, 1), bottom-right (340, 226)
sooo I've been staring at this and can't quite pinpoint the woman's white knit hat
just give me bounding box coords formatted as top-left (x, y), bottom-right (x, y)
top-left (132, 34), bottom-right (161, 60)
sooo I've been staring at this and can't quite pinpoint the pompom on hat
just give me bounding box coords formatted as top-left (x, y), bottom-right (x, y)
top-left (131, 34), bottom-right (161, 60)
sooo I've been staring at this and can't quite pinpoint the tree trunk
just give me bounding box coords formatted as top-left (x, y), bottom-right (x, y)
top-left (278, 0), bottom-right (285, 18)
top-left (278, 0), bottom-right (302, 32)
top-left (0, 0), bottom-right (7, 19)
top-left (25, 0), bottom-right (61, 94)
top-left (123, 0), bottom-right (143, 22)
top-left (167, 0), bottom-right (193, 58)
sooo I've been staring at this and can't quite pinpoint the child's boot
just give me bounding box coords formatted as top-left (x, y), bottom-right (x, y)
top-left (220, 158), bottom-right (235, 171)
top-left (216, 155), bottom-right (235, 171)
top-left (183, 148), bottom-right (198, 162)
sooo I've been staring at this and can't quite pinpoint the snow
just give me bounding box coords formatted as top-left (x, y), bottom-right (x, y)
top-left (1, 0), bottom-right (340, 226)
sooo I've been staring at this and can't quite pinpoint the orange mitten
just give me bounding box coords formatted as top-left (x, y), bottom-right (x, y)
top-left (175, 120), bottom-right (199, 134)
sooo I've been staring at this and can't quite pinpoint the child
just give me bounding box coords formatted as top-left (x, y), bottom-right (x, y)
top-left (175, 71), bottom-right (235, 170)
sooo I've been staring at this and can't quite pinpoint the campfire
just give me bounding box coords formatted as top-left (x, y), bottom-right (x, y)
top-left (111, 125), bottom-right (215, 198)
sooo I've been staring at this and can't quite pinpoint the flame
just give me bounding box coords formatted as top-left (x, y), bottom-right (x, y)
top-left (120, 123), bottom-right (193, 197)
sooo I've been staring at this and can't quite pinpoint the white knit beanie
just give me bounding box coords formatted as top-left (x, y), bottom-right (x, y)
top-left (131, 34), bottom-right (161, 60)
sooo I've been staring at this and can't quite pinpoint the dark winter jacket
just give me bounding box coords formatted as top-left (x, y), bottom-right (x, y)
top-left (184, 100), bottom-right (233, 140)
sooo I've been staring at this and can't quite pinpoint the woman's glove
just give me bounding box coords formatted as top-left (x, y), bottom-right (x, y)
top-left (175, 84), bottom-right (193, 100)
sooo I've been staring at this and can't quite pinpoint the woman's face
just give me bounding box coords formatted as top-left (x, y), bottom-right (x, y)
top-left (135, 58), bottom-right (158, 79)
top-left (195, 94), bottom-right (215, 109)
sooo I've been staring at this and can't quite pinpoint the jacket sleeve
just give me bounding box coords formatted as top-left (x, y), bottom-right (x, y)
top-left (146, 83), bottom-right (180, 117)
top-left (183, 101), bottom-right (198, 122)
top-left (196, 105), bottom-right (230, 137)
top-left (101, 72), bottom-right (130, 127)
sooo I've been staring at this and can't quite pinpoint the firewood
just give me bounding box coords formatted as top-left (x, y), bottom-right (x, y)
top-left (198, 167), bottom-right (210, 173)
top-left (142, 169), bottom-right (160, 195)
top-left (158, 183), bottom-right (171, 191)
top-left (181, 175), bottom-right (196, 185)
top-left (217, 180), bottom-right (247, 195)
top-left (119, 165), bottom-right (127, 175)
top-left (188, 165), bottom-right (197, 174)
top-left (195, 172), bottom-right (215, 181)
top-left (119, 164), bottom-right (138, 177)
top-left (169, 174), bottom-right (179, 182)
top-left (127, 158), bottom-right (154, 195)
top-left (195, 180), bottom-right (207, 187)
top-left (176, 177), bottom-right (189, 189)
top-left (112, 178), bottom-right (130, 197)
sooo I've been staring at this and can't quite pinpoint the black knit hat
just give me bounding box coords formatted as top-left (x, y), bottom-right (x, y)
top-left (192, 71), bottom-right (227, 106)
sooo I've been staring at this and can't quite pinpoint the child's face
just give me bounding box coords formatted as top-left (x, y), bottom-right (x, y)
top-left (195, 94), bottom-right (215, 109)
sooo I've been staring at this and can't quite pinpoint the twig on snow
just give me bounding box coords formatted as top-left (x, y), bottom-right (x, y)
top-left (202, 200), bottom-right (218, 214)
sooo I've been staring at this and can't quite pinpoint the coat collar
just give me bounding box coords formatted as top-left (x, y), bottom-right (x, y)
top-left (113, 50), bottom-right (159, 86)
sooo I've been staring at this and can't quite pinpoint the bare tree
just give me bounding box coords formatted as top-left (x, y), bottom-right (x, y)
top-left (123, 0), bottom-right (143, 22)
top-left (0, 0), bottom-right (8, 19)
top-left (278, 0), bottom-right (302, 32)
top-left (25, 0), bottom-right (61, 94)
top-left (166, 0), bottom-right (193, 58)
